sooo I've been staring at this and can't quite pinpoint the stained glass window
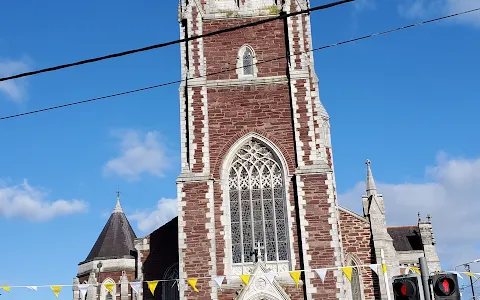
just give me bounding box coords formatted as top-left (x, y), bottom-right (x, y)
top-left (351, 264), bottom-right (362, 300)
top-left (242, 47), bottom-right (254, 75)
top-left (229, 140), bottom-right (288, 264)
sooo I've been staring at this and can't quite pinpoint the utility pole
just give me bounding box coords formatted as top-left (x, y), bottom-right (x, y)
top-left (455, 258), bottom-right (480, 300)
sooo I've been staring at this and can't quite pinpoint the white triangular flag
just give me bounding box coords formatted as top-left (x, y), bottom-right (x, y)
top-left (265, 272), bottom-right (275, 284)
top-left (213, 276), bottom-right (225, 288)
top-left (130, 282), bottom-right (141, 294)
top-left (369, 264), bottom-right (379, 275)
top-left (27, 286), bottom-right (38, 291)
top-left (314, 268), bottom-right (327, 282)
top-left (450, 271), bottom-right (463, 279)
top-left (78, 284), bottom-right (88, 297)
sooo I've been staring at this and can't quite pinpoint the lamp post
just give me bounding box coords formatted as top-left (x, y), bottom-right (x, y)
top-left (97, 262), bottom-right (103, 300)
top-left (455, 258), bottom-right (480, 300)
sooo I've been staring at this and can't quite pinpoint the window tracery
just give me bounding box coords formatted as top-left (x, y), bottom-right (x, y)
top-left (228, 140), bottom-right (289, 265)
top-left (162, 263), bottom-right (179, 300)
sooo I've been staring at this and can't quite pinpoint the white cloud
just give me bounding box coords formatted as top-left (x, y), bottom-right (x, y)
top-left (103, 130), bottom-right (170, 181)
top-left (129, 198), bottom-right (177, 233)
top-left (398, 0), bottom-right (480, 27)
top-left (0, 57), bottom-right (32, 103)
top-left (353, 0), bottom-right (376, 12)
top-left (338, 152), bottom-right (480, 271)
top-left (0, 179), bottom-right (88, 221)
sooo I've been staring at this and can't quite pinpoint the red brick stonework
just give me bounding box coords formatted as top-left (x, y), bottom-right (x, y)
top-left (339, 210), bottom-right (380, 300)
top-left (178, 1), bottom-right (342, 299)
top-left (180, 182), bottom-right (212, 299)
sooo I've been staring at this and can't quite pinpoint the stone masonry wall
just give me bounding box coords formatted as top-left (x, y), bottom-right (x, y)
top-left (202, 18), bottom-right (287, 81)
top-left (339, 210), bottom-right (379, 300)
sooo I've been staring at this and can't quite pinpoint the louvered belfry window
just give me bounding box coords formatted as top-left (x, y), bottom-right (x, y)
top-left (229, 140), bottom-right (289, 264)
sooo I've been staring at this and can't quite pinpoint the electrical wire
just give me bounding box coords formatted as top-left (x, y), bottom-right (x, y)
top-left (1, 6), bottom-right (479, 121)
top-left (0, 0), bottom-right (353, 83)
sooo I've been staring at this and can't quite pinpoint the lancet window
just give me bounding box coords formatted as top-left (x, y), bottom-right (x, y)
top-left (162, 263), bottom-right (179, 300)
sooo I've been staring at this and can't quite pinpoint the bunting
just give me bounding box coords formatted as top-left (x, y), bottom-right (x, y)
top-left (147, 280), bottom-right (159, 295)
top-left (129, 282), bottom-right (141, 295)
top-left (289, 271), bottom-right (301, 288)
top-left (78, 284), bottom-right (88, 297)
top-left (369, 264), bottom-right (379, 275)
top-left (342, 267), bottom-right (353, 282)
top-left (104, 283), bottom-right (115, 293)
top-left (240, 275), bottom-right (251, 286)
top-left (314, 269), bottom-right (327, 282)
top-left (187, 278), bottom-right (199, 292)
top-left (264, 272), bottom-right (275, 284)
top-left (50, 286), bottom-right (62, 298)
top-left (3, 263), bottom-right (479, 296)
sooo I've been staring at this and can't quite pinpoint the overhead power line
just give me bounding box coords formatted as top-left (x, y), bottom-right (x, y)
top-left (1, 6), bottom-right (478, 121)
top-left (0, 0), bottom-right (353, 83)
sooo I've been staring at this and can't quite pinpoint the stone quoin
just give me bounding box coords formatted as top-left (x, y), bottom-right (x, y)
top-left (72, 0), bottom-right (442, 299)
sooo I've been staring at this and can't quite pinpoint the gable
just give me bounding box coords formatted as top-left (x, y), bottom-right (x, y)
top-left (235, 263), bottom-right (290, 300)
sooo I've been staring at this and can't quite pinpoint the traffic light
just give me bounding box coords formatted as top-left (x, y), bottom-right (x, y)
top-left (392, 274), bottom-right (425, 300)
top-left (432, 273), bottom-right (460, 300)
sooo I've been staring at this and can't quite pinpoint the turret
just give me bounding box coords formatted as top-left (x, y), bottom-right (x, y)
top-left (418, 213), bottom-right (441, 272)
top-left (73, 191), bottom-right (137, 300)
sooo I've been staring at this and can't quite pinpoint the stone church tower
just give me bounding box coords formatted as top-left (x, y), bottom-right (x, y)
top-left (176, 0), bottom-right (345, 299)
top-left (71, 0), bottom-right (443, 299)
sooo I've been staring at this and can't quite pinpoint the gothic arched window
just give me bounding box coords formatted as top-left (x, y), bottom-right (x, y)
top-left (351, 264), bottom-right (362, 300)
top-left (162, 263), bottom-right (179, 300)
top-left (229, 139), bottom-right (289, 264)
top-left (242, 47), bottom-right (254, 76)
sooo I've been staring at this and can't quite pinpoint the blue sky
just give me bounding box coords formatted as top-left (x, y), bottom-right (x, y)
top-left (0, 0), bottom-right (479, 299)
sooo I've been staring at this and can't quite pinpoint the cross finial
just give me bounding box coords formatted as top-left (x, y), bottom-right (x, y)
top-left (426, 214), bottom-right (431, 222)
top-left (418, 212), bottom-right (421, 222)
top-left (114, 188), bottom-right (123, 213)
top-left (251, 241), bottom-right (265, 263)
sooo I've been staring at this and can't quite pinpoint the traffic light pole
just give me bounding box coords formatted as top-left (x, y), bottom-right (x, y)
top-left (419, 257), bottom-right (431, 300)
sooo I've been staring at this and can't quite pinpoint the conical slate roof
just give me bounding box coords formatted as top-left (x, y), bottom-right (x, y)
top-left (82, 195), bottom-right (137, 263)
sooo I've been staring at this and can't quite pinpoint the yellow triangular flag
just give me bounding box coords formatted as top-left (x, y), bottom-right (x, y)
top-left (51, 286), bottom-right (62, 298)
top-left (289, 271), bottom-right (301, 288)
top-left (240, 275), bottom-right (251, 286)
top-left (342, 267), bottom-right (353, 282)
top-left (104, 283), bottom-right (115, 293)
top-left (147, 280), bottom-right (158, 295)
top-left (411, 267), bottom-right (421, 275)
top-left (187, 278), bottom-right (199, 292)
top-left (465, 272), bottom-right (478, 279)
top-left (0, 286), bottom-right (10, 292)
top-left (382, 264), bottom-right (387, 274)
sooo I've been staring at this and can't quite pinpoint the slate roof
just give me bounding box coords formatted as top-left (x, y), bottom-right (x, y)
top-left (387, 226), bottom-right (424, 251)
top-left (81, 206), bottom-right (137, 263)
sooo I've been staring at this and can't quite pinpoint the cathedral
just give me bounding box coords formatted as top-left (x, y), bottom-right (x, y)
top-left (72, 0), bottom-right (442, 299)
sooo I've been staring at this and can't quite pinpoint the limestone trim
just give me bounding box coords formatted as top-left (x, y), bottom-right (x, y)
top-left (219, 133), bottom-right (297, 282)
top-left (188, 76), bottom-right (288, 87)
top-left (77, 259), bottom-right (135, 277)
top-left (206, 179), bottom-right (218, 299)
top-left (293, 175), bottom-right (314, 297)
top-left (177, 182), bottom-right (187, 300)
top-left (338, 206), bottom-right (369, 223)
